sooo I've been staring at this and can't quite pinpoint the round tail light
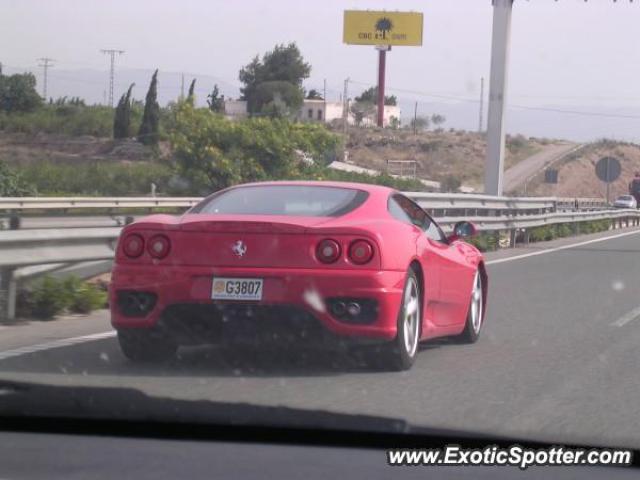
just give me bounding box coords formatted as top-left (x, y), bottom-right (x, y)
top-left (122, 234), bottom-right (144, 258)
top-left (349, 240), bottom-right (374, 265)
top-left (147, 234), bottom-right (171, 259)
top-left (316, 239), bottom-right (341, 264)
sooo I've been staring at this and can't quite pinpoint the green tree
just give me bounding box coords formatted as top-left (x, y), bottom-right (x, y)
top-left (350, 101), bottom-right (376, 126)
top-left (354, 86), bottom-right (397, 106)
top-left (253, 81), bottom-right (303, 119)
top-left (239, 42), bottom-right (311, 114)
top-left (306, 89), bottom-right (323, 100)
top-left (186, 78), bottom-right (196, 106)
top-left (410, 115), bottom-right (430, 131)
top-left (113, 83), bottom-right (135, 139)
top-left (431, 113), bottom-right (446, 127)
top-left (170, 104), bottom-right (341, 193)
top-left (206, 84), bottom-right (225, 113)
top-left (0, 73), bottom-right (42, 112)
top-left (138, 70), bottom-right (160, 145)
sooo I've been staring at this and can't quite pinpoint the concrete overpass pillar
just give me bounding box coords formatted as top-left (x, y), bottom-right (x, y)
top-left (484, 0), bottom-right (514, 195)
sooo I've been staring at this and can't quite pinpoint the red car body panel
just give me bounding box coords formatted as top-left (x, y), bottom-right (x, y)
top-left (109, 181), bottom-right (486, 343)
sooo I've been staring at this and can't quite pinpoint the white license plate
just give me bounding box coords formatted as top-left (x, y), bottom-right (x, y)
top-left (211, 277), bottom-right (263, 301)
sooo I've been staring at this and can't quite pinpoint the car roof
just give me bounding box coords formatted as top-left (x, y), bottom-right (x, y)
top-left (231, 180), bottom-right (397, 199)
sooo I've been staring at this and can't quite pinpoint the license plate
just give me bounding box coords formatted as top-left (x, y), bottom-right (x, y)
top-left (211, 277), bottom-right (263, 301)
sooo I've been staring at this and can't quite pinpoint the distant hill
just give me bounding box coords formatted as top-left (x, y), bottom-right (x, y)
top-left (526, 140), bottom-right (640, 200)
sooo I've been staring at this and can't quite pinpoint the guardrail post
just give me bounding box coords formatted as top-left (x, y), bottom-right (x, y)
top-left (0, 267), bottom-right (16, 323)
top-left (509, 228), bottom-right (517, 248)
top-left (8, 213), bottom-right (20, 230)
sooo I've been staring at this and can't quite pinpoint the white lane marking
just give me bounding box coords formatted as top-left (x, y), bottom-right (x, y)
top-left (486, 229), bottom-right (640, 266)
top-left (0, 331), bottom-right (116, 361)
top-left (610, 306), bottom-right (640, 327)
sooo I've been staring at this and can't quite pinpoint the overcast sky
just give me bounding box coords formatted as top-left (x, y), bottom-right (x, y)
top-left (4, 0), bottom-right (640, 140)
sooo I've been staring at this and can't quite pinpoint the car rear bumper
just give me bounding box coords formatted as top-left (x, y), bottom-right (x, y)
top-left (109, 265), bottom-right (407, 342)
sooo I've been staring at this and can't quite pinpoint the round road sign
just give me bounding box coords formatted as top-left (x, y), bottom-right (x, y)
top-left (595, 156), bottom-right (621, 183)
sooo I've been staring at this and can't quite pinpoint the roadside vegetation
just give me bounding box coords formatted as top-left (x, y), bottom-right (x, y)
top-left (0, 44), bottom-right (427, 196)
top-left (16, 275), bottom-right (108, 320)
top-left (468, 219), bottom-right (612, 252)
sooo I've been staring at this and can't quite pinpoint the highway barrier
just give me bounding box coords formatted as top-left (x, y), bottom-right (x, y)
top-left (0, 194), bottom-right (631, 321)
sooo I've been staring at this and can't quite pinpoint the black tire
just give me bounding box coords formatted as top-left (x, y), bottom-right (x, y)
top-left (117, 329), bottom-right (177, 363)
top-left (456, 269), bottom-right (484, 344)
top-left (360, 268), bottom-right (421, 371)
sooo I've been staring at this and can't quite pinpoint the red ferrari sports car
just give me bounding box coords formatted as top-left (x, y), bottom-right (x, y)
top-left (110, 181), bottom-right (487, 371)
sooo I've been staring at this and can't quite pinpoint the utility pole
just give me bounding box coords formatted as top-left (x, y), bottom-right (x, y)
top-left (100, 49), bottom-right (125, 107)
top-left (478, 76), bottom-right (485, 133)
top-left (323, 78), bottom-right (327, 123)
top-left (342, 77), bottom-right (350, 136)
top-left (413, 101), bottom-right (418, 135)
top-left (37, 57), bottom-right (54, 100)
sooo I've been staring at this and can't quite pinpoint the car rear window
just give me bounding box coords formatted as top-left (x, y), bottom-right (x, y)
top-left (190, 185), bottom-right (369, 217)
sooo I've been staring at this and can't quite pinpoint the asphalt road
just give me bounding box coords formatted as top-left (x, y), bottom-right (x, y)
top-left (504, 143), bottom-right (579, 193)
top-left (1, 228), bottom-right (640, 449)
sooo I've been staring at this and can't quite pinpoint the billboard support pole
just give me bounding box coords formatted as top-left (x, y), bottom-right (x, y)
top-left (376, 46), bottom-right (389, 128)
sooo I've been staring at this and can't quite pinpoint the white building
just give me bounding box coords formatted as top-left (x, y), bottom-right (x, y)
top-left (224, 98), bottom-right (401, 128)
top-left (298, 99), bottom-right (344, 123)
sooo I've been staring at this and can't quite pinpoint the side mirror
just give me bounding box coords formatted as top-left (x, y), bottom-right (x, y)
top-left (448, 221), bottom-right (477, 242)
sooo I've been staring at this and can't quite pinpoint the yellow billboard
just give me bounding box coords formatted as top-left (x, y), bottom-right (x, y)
top-left (343, 10), bottom-right (423, 46)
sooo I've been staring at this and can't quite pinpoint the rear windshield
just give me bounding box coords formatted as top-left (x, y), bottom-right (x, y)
top-left (190, 185), bottom-right (368, 217)
top-left (618, 195), bottom-right (633, 200)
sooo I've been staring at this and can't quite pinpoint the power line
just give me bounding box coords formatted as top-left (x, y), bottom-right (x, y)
top-left (100, 49), bottom-right (124, 107)
top-left (37, 57), bottom-right (54, 100)
top-left (350, 79), bottom-right (640, 120)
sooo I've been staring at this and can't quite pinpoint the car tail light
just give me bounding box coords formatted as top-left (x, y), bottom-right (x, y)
top-left (316, 239), bottom-right (341, 264)
top-left (147, 234), bottom-right (171, 259)
top-left (122, 233), bottom-right (144, 258)
top-left (348, 240), bottom-right (374, 265)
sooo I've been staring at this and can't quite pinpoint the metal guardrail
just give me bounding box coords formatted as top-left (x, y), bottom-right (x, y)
top-left (0, 194), bottom-right (608, 216)
top-left (0, 194), bottom-right (630, 321)
top-left (0, 197), bottom-right (201, 211)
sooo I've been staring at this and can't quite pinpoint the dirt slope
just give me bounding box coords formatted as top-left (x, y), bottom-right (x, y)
top-left (340, 127), bottom-right (556, 190)
top-left (527, 140), bottom-right (640, 200)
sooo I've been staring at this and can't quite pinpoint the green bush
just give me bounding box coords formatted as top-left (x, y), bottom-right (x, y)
top-left (468, 233), bottom-right (499, 252)
top-left (22, 276), bottom-right (71, 320)
top-left (17, 275), bottom-right (107, 320)
top-left (63, 276), bottom-right (108, 314)
top-left (0, 160), bottom-right (35, 196)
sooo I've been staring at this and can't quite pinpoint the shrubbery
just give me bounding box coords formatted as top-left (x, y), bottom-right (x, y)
top-left (17, 275), bottom-right (107, 320)
top-left (16, 160), bottom-right (176, 196)
top-left (469, 220), bottom-right (612, 252)
top-left (0, 104), bottom-right (117, 137)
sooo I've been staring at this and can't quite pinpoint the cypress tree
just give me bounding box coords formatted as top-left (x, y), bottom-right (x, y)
top-left (186, 79), bottom-right (196, 106)
top-left (138, 70), bottom-right (160, 146)
top-left (113, 83), bottom-right (134, 139)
